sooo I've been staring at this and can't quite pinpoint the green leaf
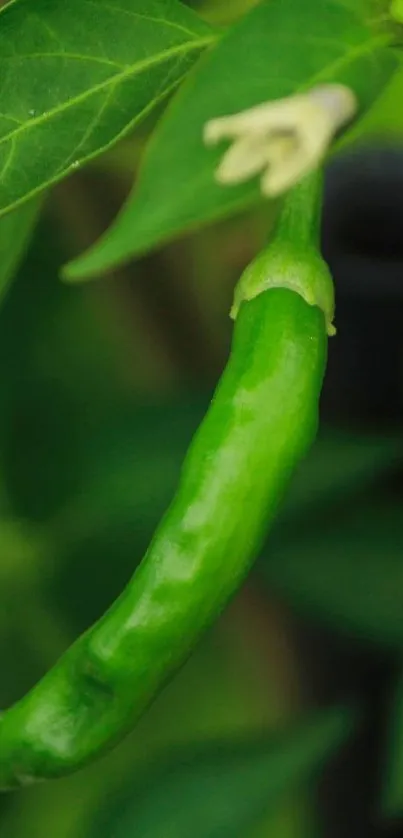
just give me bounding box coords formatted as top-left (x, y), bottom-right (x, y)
top-left (382, 668), bottom-right (403, 819)
top-left (0, 0), bottom-right (215, 216)
top-left (391, 0), bottom-right (403, 24)
top-left (337, 63), bottom-right (403, 144)
top-left (64, 0), bottom-right (398, 280)
top-left (0, 199), bottom-right (41, 306)
top-left (260, 500), bottom-right (403, 649)
top-left (90, 706), bottom-right (354, 838)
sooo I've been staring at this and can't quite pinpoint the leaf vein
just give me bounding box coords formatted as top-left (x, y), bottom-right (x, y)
top-left (0, 138), bottom-right (16, 183)
top-left (4, 52), bottom-right (126, 70)
top-left (0, 113), bottom-right (23, 126)
top-left (31, 12), bottom-right (61, 46)
top-left (86, 0), bottom-right (205, 41)
top-left (0, 36), bottom-right (214, 148)
top-left (301, 33), bottom-right (391, 88)
top-left (271, 33), bottom-right (360, 52)
top-left (60, 83), bottom-right (117, 171)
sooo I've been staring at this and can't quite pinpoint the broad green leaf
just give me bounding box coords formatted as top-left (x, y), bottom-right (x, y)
top-left (64, 0), bottom-right (398, 280)
top-left (199, 0), bottom-right (260, 27)
top-left (338, 0), bottom-right (383, 15)
top-left (90, 707), bottom-right (354, 838)
top-left (334, 0), bottom-right (401, 31)
top-left (260, 500), bottom-right (403, 649)
top-left (382, 668), bottom-right (403, 819)
top-left (337, 63), bottom-right (403, 144)
top-left (0, 0), bottom-right (215, 216)
top-left (0, 199), bottom-right (41, 306)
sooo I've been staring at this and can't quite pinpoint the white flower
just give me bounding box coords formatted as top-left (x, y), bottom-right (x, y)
top-left (203, 84), bottom-right (357, 197)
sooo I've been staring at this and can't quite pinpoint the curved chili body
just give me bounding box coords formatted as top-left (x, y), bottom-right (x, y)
top-left (0, 287), bottom-right (326, 788)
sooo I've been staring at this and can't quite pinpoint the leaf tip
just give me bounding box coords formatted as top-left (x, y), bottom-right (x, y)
top-left (61, 242), bottom-right (113, 284)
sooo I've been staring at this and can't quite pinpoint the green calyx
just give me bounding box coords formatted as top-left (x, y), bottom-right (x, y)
top-left (231, 170), bottom-right (335, 337)
top-left (231, 244), bottom-right (335, 337)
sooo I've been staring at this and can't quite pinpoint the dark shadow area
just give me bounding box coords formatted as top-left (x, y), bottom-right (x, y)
top-left (317, 145), bottom-right (403, 836)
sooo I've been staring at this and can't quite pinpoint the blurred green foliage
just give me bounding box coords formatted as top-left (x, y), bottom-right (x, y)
top-left (0, 210), bottom-right (312, 838)
top-left (1, 0), bottom-right (403, 835)
top-left (1, 188), bottom-right (403, 836)
top-left (89, 707), bottom-right (353, 838)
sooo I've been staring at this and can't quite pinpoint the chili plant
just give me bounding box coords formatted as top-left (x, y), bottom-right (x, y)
top-left (1, 0), bottom-right (403, 836)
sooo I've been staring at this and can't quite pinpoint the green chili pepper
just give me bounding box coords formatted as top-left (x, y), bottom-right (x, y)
top-left (0, 172), bottom-right (330, 789)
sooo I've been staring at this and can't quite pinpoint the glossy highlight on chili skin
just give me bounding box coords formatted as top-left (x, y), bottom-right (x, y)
top-left (0, 168), bottom-right (332, 788)
top-left (0, 284), bottom-right (326, 789)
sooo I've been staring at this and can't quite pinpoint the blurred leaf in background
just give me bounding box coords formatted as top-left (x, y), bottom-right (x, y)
top-left (337, 64), bottom-right (403, 148)
top-left (89, 707), bottom-right (354, 838)
top-left (382, 667), bottom-right (403, 820)
top-left (64, 0), bottom-right (397, 279)
top-left (260, 498), bottom-right (403, 650)
top-left (0, 199), bottom-right (42, 308)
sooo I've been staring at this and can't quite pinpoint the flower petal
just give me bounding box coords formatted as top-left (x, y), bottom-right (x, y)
top-left (308, 84), bottom-right (357, 130)
top-left (261, 124), bottom-right (329, 197)
top-left (215, 132), bottom-right (270, 184)
top-left (205, 84), bottom-right (358, 198)
top-left (261, 87), bottom-right (357, 197)
top-left (204, 97), bottom-right (305, 145)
